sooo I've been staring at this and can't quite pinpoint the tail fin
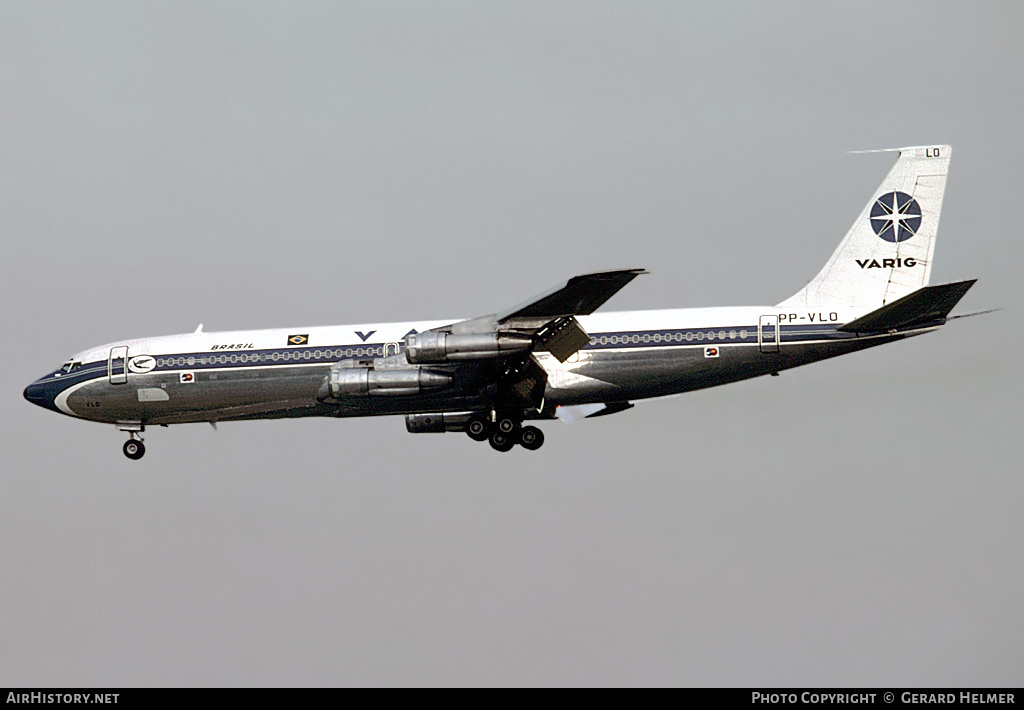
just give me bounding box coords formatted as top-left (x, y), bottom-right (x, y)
top-left (778, 145), bottom-right (951, 313)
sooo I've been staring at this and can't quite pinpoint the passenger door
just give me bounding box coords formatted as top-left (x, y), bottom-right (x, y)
top-left (109, 346), bottom-right (128, 384)
top-left (758, 316), bottom-right (779, 353)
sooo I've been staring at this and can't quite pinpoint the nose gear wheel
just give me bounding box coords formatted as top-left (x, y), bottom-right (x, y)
top-left (123, 438), bottom-right (145, 460)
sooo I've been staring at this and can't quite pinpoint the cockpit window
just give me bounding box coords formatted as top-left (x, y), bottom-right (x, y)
top-left (59, 361), bottom-right (81, 374)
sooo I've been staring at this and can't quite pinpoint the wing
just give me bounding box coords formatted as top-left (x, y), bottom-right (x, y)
top-left (401, 268), bottom-right (647, 409)
top-left (423, 268), bottom-right (647, 361)
top-left (316, 269), bottom-right (647, 412)
top-left (497, 268), bottom-right (647, 361)
top-left (495, 268), bottom-right (648, 321)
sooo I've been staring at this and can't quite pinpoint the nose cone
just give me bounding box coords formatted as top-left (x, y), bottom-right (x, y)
top-left (24, 376), bottom-right (61, 413)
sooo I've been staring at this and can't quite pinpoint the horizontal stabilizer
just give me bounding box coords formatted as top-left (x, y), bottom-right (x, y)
top-left (498, 269), bottom-right (646, 321)
top-left (837, 279), bottom-right (976, 333)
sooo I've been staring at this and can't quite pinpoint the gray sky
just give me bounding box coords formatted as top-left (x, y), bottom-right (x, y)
top-left (2, 1), bottom-right (1021, 686)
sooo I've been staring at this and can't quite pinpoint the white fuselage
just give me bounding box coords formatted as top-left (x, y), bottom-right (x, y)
top-left (26, 304), bottom-right (929, 427)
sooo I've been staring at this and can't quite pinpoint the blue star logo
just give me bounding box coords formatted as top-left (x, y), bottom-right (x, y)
top-left (870, 191), bottom-right (921, 243)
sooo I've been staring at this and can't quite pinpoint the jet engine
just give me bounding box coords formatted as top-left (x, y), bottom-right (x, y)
top-left (404, 331), bottom-right (533, 364)
top-left (317, 361), bottom-right (451, 400)
top-left (405, 412), bottom-right (472, 433)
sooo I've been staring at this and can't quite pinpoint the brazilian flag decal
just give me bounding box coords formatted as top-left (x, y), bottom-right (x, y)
top-left (287, 334), bottom-right (309, 346)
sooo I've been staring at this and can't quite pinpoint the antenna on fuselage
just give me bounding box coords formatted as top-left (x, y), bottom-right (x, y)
top-left (194, 324), bottom-right (203, 334)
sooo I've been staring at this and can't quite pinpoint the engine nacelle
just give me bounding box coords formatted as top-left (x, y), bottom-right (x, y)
top-left (405, 412), bottom-right (472, 433)
top-left (318, 364), bottom-right (451, 400)
top-left (404, 331), bottom-right (533, 364)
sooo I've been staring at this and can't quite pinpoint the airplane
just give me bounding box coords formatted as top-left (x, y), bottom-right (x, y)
top-left (24, 145), bottom-right (978, 459)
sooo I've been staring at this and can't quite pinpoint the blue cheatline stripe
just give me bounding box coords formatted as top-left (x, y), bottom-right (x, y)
top-left (131, 324), bottom-right (859, 373)
top-left (583, 324), bottom-right (855, 350)
top-left (152, 345), bottom-right (388, 371)
top-left (33, 362), bottom-right (107, 386)
top-left (588, 327), bottom-right (756, 349)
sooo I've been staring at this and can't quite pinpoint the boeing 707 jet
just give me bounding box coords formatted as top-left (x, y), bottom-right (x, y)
top-left (24, 145), bottom-right (976, 458)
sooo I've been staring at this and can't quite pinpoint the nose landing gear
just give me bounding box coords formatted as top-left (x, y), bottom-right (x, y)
top-left (118, 422), bottom-right (146, 460)
top-left (123, 437), bottom-right (145, 460)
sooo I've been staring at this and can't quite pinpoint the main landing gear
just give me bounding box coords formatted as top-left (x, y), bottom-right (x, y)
top-left (464, 413), bottom-right (545, 453)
